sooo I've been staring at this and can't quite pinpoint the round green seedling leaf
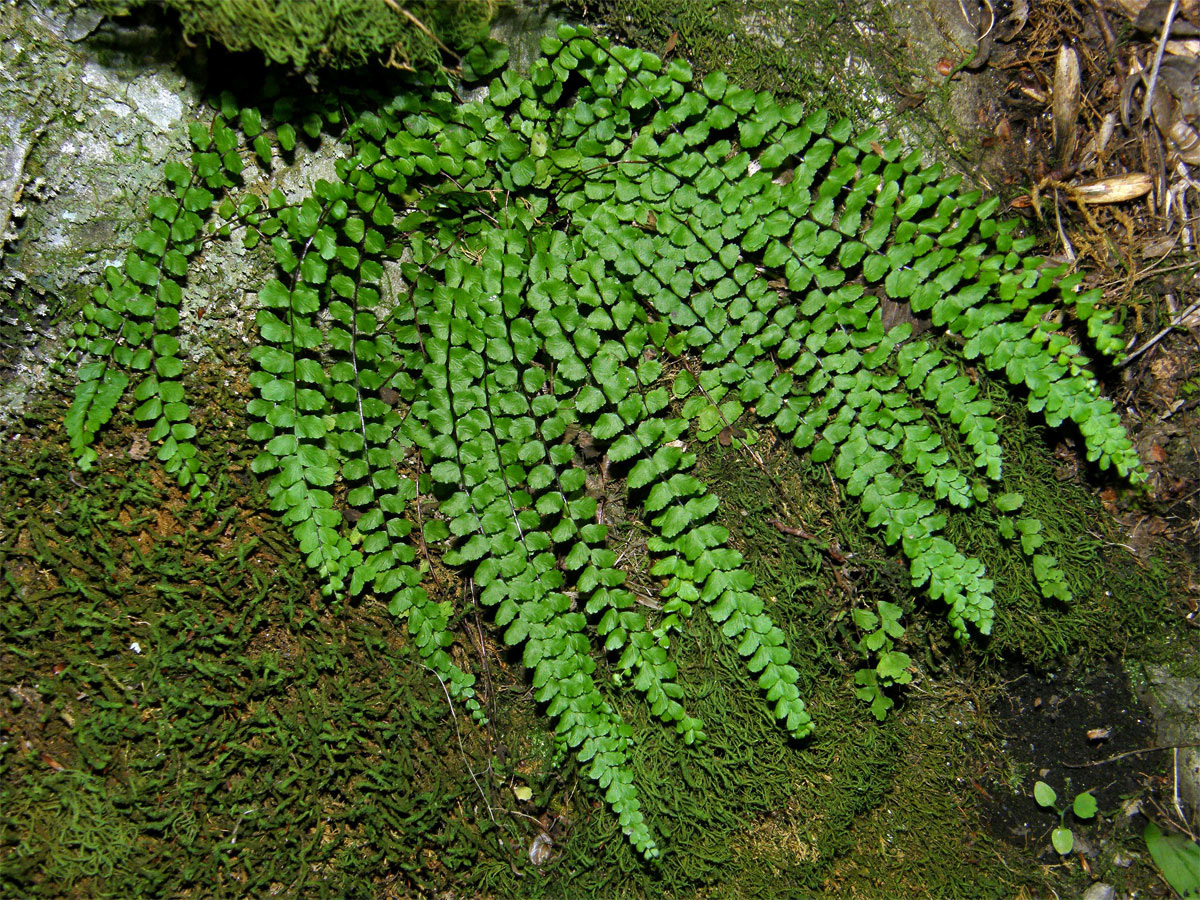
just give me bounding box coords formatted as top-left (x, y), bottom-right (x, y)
top-left (1051, 826), bottom-right (1074, 855)
top-left (1033, 780), bottom-right (1057, 809)
top-left (1073, 791), bottom-right (1097, 819)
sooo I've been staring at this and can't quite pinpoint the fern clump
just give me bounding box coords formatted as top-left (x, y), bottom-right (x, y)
top-left (64, 26), bottom-right (1143, 859)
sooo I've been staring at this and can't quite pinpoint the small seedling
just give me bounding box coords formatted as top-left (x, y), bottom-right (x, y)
top-left (1034, 780), bottom-right (1097, 855)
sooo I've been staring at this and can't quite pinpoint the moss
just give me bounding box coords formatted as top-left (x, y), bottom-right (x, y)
top-left (943, 383), bottom-right (1170, 668)
top-left (576, 0), bottom-right (889, 123)
top-left (93, 0), bottom-right (501, 71)
top-left (573, 0), bottom-right (1015, 180)
top-left (573, 0), bottom-right (950, 142)
top-left (5, 361), bottom-right (1150, 898)
top-left (637, 376), bottom-right (1166, 898)
top-left (0, 383), bottom-right (517, 898)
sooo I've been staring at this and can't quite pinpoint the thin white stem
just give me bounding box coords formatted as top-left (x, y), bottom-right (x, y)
top-left (1141, 0), bottom-right (1181, 125)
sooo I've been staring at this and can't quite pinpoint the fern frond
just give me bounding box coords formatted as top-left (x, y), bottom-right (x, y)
top-left (68, 23), bottom-right (1148, 860)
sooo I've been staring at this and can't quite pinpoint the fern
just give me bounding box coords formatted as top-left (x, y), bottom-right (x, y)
top-left (64, 26), bottom-right (1144, 859)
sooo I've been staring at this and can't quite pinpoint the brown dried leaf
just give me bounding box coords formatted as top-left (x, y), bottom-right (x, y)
top-left (1054, 45), bottom-right (1082, 162)
top-left (1137, 0), bottom-right (1200, 34)
top-left (1163, 110), bottom-right (1200, 162)
top-left (1165, 38), bottom-right (1200, 56)
top-left (1141, 234), bottom-right (1179, 257)
top-left (997, 0), bottom-right (1029, 41)
top-left (1072, 172), bottom-right (1154, 203)
top-left (1079, 112), bottom-right (1118, 170)
top-left (40, 751), bottom-right (65, 771)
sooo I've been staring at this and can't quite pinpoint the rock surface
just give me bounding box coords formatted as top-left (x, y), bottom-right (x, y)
top-left (1081, 882), bottom-right (1116, 900)
top-left (0, 1), bottom-right (202, 420)
top-left (0, 1), bottom-right (566, 430)
top-left (1138, 665), bottom-right (1200, 815)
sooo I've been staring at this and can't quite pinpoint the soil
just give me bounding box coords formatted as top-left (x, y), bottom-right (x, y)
top-left (966, 0), bottom-right (1200, 881)
top-left (981, 661), bottom-right (1160, 859)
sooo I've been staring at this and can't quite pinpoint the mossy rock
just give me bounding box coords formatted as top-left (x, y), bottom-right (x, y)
top-left (93, 0), bottom-right (500, 71)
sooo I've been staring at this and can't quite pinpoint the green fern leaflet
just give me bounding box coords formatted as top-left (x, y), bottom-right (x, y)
top-left (65, 25), bottom-right (1143, 859)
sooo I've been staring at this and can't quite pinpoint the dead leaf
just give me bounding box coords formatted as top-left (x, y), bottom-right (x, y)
top-left (1141, 234), bottom-right (1179, 257)
top-left (529, 832), bottom-right (553, 865)
top-left (1078, 112), bottom-right (1118, 169)
top-left (957, 0), bottom-right (995, 68)
top-left (1072, 172), bottom-right (1153, 203)
top-left (1113, 0), bottom-right (1148, 19)
top-left (40, 752), bottom-right (65, 771)
top-left (1145, 57), bottom-right (1200, 161)
top-left (1165, 38), bottom-right (1200, 55)
top-left (1054, 45), bottom-right (1082, 162)
top-left (1136, 0), bottom-right (1200, 35)
top-left (1150, 355), bottom-right (1181, 382)
top-left (997, 0), bottom-right (1029, 41)
top-left (1149, 443), bottom-right (1168, 463)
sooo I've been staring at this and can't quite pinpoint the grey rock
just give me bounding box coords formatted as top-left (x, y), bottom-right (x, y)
top-left (1137, 665), bottom-right (1200, 816)
top-left (63, 6), bottom-right (104, 43)
top-left (1081, 883), bottom-right (1115, 900)
top-left (0, 1), bottom-right (202, 421)
top-left (1111, 848), bottom-right (1137, 867)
